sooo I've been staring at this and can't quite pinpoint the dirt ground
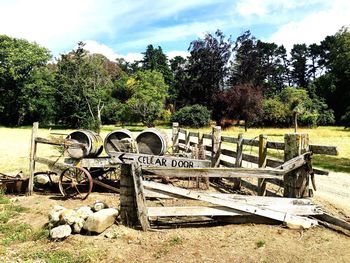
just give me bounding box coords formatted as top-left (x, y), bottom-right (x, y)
top-left (1, 170), bottom-right (350, 263)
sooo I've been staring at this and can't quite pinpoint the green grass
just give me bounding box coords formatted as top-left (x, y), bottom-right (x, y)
top-left (256, 240), bottom-right (266, 248)
top-left (0, 222), bottom-right (33, 246)
top-left (0, 124), bottom-right (348, 174)
top-left (30, 250), bottom-right (90, 263)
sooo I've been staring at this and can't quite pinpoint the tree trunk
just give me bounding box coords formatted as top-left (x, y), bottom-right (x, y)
top-left (244, 119), bottom-right (248, 132)
top-left (293, 112), bottom-right (298, 133)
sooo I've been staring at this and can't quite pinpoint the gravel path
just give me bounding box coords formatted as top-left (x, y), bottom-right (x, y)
top-left (313, 171), bottom-right (350, 217)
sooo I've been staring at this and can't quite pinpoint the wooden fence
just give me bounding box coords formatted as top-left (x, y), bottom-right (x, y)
top-left (171, 122), bottom-right (338, 196)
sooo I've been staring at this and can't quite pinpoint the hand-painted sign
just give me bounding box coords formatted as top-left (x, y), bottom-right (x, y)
top-left (79, 153), bottom-right (210, 168)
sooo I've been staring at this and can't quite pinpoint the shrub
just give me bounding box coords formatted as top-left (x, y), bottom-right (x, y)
top-left (171, 104), bottom-right (211, 128)
top-left (261, 98), bottom-right (288, 126)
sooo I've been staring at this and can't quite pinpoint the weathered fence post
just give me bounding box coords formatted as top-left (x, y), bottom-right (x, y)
top-left (198, 132), bottom-right (209, 189)
top-left (184, 129), bottom-right (190, 151)
top-left (172, 122), bottom-right (179, 154)
top-left (258, 134), bottom-right (267, 196)
top-left (28, 122), bottom-right (38, 195)
top-left (233, 133), bottom-right (244, 189)
top-left (120, 164), bottom-right (138, 226)
top-left (284, 133), bottom-right (309, 198)
top-left (211, 126), bottom-right (221, 168)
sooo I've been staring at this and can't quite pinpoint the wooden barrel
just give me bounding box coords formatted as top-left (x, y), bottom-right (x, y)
top-left (136, 128), bottom-right (168, 155)
top-left (104, 129), bottom-right (136, 156)
top-left (66, 130), bottom-right (103, 159)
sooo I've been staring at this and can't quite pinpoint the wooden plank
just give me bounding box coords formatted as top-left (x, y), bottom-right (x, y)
top-left (147, 205), bottom-right (321, 217)
top-left (189, 132), bottom-right (199, 138)
top-left (35, 137), bottom-right (86, 148)
top-left (178, 128), bottom-right (187, 134)
top-left (310, 145), bottom-right (338, 156)
top-left (221, 148), bottom-right (237, 157)
top-left (219, 159), bottom-right (235, 168)
top-left (235, 134), bottom-right (243, 167)
top-left (258, 135), bottom-right (267, 196)
top-left (143, 181), bottom-right (318, 229)
top-left (172, 122), bottom-right (179, 154)
top-left (131, 163), bottom-right (150, 231)
top-left (92, 179), bottom-right (120, 193)
top-left (221, 136), bottom-right (238, 144)
top-left (266, 141), bottom-right (284, 150)
top-left (211, 126), bottom-right (221, 167)
top-left (277, 152), bottom-right (309, 171)
top-left (242, 139), bottom-right (259, 147)
top-left (143, 167), bottom-right (286, 179)
top-left (242, 153), bottom-right (259, 165)
top-left (34, 156), bottom-right (71, 170)
top-left (144, 188), bottom-right (313, 206)
top-left (28, 122), bottom-right (38, 195)
top-left (315, 213), bottom-right (350, 231)
top-left (107, 152), bottom-right (211, 168)
top-left (203, 133), bottom-right (212, 139)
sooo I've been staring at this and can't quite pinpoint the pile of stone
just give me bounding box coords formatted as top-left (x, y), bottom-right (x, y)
top-left (48, 201), bottom-right (119, 239)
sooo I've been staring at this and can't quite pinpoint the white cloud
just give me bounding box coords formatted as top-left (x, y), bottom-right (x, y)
top-left (268, 0), bottom-right (350, 50)
top-left (167, 51), bottom-right (189, 59)
top-left (83, 40), bottom-right (142, 63)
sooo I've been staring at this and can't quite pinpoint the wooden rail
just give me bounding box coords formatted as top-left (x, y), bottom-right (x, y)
top-left (173, 123), bottom-right (337, 197)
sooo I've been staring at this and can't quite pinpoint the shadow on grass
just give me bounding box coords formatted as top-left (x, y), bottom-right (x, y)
top-left (313, 155), bottom-right (350, 174)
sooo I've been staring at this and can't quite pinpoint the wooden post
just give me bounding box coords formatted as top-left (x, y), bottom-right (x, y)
top-left (211, 126), bottom-right (221, 168)
top-left (233, 133), bottom-right (244, 189)
top-left (172, 122), bottom-right (179, 154)
top-left (184, 129), bottom-right (190, 151)
top-left (198, 132), bottom-right (209, 189)
top-left (120, 164), bottom-right (138, 227)
top-left (284, 133), bottom-right (309, 198)
top-left (131, 163), bottom-right (150, 231)
top-left (28, 122), bottom-right (38, 195)
top-left (258, 134), bottom-right (267, 196)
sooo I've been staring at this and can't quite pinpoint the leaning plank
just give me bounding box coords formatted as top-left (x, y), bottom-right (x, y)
top-left (34, 157), bottom-right (71, 170)
top-left (275, 152), bottom-right (309, 171)
top-left (315, 213), bottom-right (350, 231)
top-left (147, 205), bottom-right (321, 217)
top-left (143, 167), bottom-right (286, 179)
top-left (148, 206), bottom-right (248, 217)
top-left (143, 181), bottom-right (318, 229)
top-left (144, 188), bottom-right (313, 205)
top-left (35, 137), bottom-right (86, 148)
top-left (131, 163), bottom-right (150, 231)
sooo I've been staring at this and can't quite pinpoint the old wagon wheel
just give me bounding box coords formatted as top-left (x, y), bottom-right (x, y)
top-left (59, 167), bottom-right (93, 200)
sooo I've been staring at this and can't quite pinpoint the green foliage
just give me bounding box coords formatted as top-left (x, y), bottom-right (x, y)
top-left (55, 42), bottom-right (120, 132)
top-left (261, 98), bottom-right (288, 126)
top-left (124, 70), bottom-right (168, 127)
top-left (0, 35), bottom-right (52, 126)
top-left (171, 104), bottom-right (211, 128)
top-left (341, 110), bottom-right (350, 128)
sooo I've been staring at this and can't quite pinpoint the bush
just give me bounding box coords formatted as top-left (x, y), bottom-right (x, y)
top-left (171, 104), bottom-right (211, 128)
top-left (261, 98), bottom-right (288, 126)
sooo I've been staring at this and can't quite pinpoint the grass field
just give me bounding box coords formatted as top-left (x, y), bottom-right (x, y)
top-left (0, 125), bottom-right (349, 175)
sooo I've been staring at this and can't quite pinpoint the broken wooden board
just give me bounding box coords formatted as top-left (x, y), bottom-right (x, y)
top-left (147, 204), bottom-right (321, 217)
top-left (143, 181), bottom-right (318, 229)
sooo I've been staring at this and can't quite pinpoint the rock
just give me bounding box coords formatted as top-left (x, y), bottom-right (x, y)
top-left (35, 173), bottom-right (50, 185)
top-left (60, 209), bottom-right (78, 225)
top-left (91, 201), bottom-right (108, 212)
top-left (50, 225), bottom-right (71, 239)
top-left (48, 205), bottom-right (67, 224)
top-left (76, 206), bottom-right (93, 220)
top-left (72, 217), bottom-right (85, 233)
top-left (83, 208), bottom-right (119, 234)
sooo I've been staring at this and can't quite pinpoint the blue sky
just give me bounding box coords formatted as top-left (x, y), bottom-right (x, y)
top-left (0, 0), bottom-right (349, 61)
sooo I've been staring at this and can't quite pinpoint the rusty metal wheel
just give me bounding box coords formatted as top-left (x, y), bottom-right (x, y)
top-left (59, 167), bottom-right (93, 200)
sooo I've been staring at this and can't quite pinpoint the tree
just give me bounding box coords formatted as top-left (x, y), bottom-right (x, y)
top-left (124, 70), bottom-right (168, 127)
top-left (290, 44), bottom-right (309, 88)
top-left (314, 28), bottom-right (350, 122)
top-left (55, 42), bottom-right (118, 131)
top-left (186, 30), bottom-right (233, 107)
top-left (141, 45), bottom-right (174, 86)
top-left (0, 35), bottom-right (52, 125)
top-left (215, 83), bottom-right (263, 131)
top-left (169, 55), bottom-right (188, 108)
